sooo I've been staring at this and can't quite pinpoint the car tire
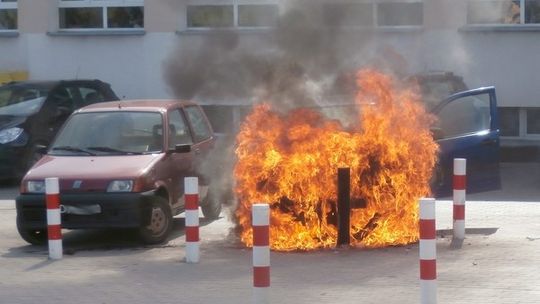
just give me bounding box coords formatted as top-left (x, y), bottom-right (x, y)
top-left (16, 224), bottom-right (47, 246)
top-left (139, 196), bottom-right (172, 244)
top-left (201, 186), bottom-right (222, 220)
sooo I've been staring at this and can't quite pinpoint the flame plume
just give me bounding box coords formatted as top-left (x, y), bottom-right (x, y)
top-left (234, 69), bottom-right (439, 251)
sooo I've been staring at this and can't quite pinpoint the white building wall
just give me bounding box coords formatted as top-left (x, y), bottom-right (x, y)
top-left (1, 0), bottom-right (540, 141)
top-left (0, 37), bottom-right (27, 71)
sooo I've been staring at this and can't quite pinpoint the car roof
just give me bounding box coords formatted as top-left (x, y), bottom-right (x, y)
top-left (2, 79), bottom-right (108, 89)
top-left (77, 99), bottom-right (199, 113)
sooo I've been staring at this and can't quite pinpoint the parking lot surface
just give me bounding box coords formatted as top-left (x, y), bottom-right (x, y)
top-left (0, 163), bottom-right (539, 304)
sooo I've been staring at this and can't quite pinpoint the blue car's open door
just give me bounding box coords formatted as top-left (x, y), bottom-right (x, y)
top-left (431, 87), bottom-right (501, 197)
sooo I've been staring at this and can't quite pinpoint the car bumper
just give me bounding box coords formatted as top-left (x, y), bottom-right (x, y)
top-left (16, 191), bottom-right (156, 230)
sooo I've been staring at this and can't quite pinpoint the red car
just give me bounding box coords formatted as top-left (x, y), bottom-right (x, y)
top-left (16, 100), bottom-right (222, 245)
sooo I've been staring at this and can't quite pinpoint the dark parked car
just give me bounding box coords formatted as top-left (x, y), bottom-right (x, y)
top-left (0, 80), bottom-right (119, 179)
top-left (16, 100), bottom-right (222, 245)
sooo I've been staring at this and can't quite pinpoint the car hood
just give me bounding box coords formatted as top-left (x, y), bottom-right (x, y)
top-left (0, 115), bottom-right (27, 130)
top-left (25, 153), bottom-right (162, 183)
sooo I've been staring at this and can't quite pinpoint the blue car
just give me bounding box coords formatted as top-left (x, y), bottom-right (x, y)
top-left (431, 86), bottom-right (501, 197)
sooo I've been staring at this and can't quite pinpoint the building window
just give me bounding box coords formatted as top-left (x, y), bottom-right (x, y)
top-left (187, 5), bottom-right (234, 28)
top-left (238, 4), bottom-right (278, 27)
top-left (323, 3), bottom-right (374, 27)
top-left (187, 2), bottom-right (278, 29)
top-left (0, 0), bottom-right (17, 30)
top-left (526, 0), bottom-right (540, 22)
top-left (499, 107), bottom-right (520, 136)
top-left (467, 0), bottom-right (540, 24)
top-left (377, 2), bottom-right (423, 26)
top-left (58, 0), bottom-right (144, 30)
top-left (526, 108), bottom-right (540, 134)
top-left (186, 1), bottom-right (424, 29)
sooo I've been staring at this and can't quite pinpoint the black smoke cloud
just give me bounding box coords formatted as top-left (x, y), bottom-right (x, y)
top-left (164, 1), bottom-right (411, 212)
top-left (162, 1), bottom-right (403, 109)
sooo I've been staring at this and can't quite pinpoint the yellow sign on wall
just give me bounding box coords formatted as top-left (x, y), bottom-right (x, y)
top-left (0, 71), bottom-right (29, 85)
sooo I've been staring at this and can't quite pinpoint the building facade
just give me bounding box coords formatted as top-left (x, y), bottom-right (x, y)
top-left (1, 0), bottom-right (539, 145)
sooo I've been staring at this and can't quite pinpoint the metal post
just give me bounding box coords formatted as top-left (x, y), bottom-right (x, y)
top-left (420, 198), bottom-right (437, 304)
top-left (184, 177), bottom-right (199, 263)
top-left (337, 168), bottom-right (351, 246)
top-left (46, 177), bottom-right (62, 260)
top-left (252, 203), bottom-right (270, 304)
top-left (453, 158), bottom-right (466, 240)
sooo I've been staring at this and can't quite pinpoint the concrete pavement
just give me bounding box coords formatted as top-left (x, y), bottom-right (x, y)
top-left (0, 198), bottom-right (539, 304)
top-left (1, 162), bottom-right (540, 303)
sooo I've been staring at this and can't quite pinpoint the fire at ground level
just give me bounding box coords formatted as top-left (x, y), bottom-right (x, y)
top-left (233, 69), bottom-right (438, 251)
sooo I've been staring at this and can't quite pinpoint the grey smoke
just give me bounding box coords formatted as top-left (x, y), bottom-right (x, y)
top-left (163, 1), bottom-right (415, 217)
top-left (163, 1), bottom-right (392, 110)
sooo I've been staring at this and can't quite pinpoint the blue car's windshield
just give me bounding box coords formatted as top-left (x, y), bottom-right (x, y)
top-left (0, 97), bottom-right (46, 116)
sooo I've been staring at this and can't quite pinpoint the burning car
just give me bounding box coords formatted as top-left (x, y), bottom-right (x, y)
top-left (16, 100), bottom-right (221, 245)
top-left (233, 69), bottom-right (500, 251)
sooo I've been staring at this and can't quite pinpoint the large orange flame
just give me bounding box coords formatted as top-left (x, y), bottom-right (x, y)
top-left (234, 69), bottom-right (439, 251)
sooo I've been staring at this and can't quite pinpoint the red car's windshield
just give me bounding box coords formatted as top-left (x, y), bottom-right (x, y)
top-left (50, 111), bottom-right (164, 155)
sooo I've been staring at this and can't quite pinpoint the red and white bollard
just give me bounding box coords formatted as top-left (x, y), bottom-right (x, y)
top-left (45, 177), bottom-right (62, 260)
top-left (453, 158), bottom-right (466, 240)
top-left (252, 203), bottom-right (270, 304)
top-left (420, 198), bottom-right (436, 304)
top-left (184, 177), bottom-right (199, 263)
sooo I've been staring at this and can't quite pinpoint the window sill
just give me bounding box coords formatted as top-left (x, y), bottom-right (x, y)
top-left (177, 28), bottom-right (273, 35)
top-left (376, 26), bottom-right (424, 33)
top-left (47, 29), bottom-right (146, 37)
top-left (0, 31), bottom-right (19, 37)
top-left (459, 24), bottom-right (540, 32)
top-left (501, 136), bottom-right (540, 147)
top-left (177, 25), bottom-right (424, 35)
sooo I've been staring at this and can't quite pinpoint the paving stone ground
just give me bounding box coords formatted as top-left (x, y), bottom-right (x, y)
top-left (0, 162), bottom-right (539, 304)
top-left (0, 198), bottom-right (539, 304)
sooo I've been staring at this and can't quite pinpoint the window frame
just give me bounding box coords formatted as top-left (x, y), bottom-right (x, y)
top-left (523, 107), bottom-right (540, 137)
top-left (375, 1), bottom-right (424, 28)
top-left (434, 92), bottom-right (493, 139)
top-left (237, 3), bottom-right (279, 28)
top-left (186, 1), bottom-right (279, 30)
top-left (0, 0), bottom-right (17, 32)
top-left (58, 0), bottom-right (144, 31)
top-left (498, 108), bottom-right (540, 140)
top-left (467, 0), bottom-right (540, 25)
top-left (167, 109), bottom-right (194, 149)
top-left (183, 106), bottom-right (213, 143)
top-left (323, 2), bottom-right (375, 28)
top-left (185, 1), bottom-right (424, 31)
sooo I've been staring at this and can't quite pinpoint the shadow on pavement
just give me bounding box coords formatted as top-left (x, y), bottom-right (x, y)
top-left (436, 228), bottom-right (499, 249)
top-left (2, 216), bottom-right (220, 258)
top-left (437, 227), bottom-right (499, 237)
